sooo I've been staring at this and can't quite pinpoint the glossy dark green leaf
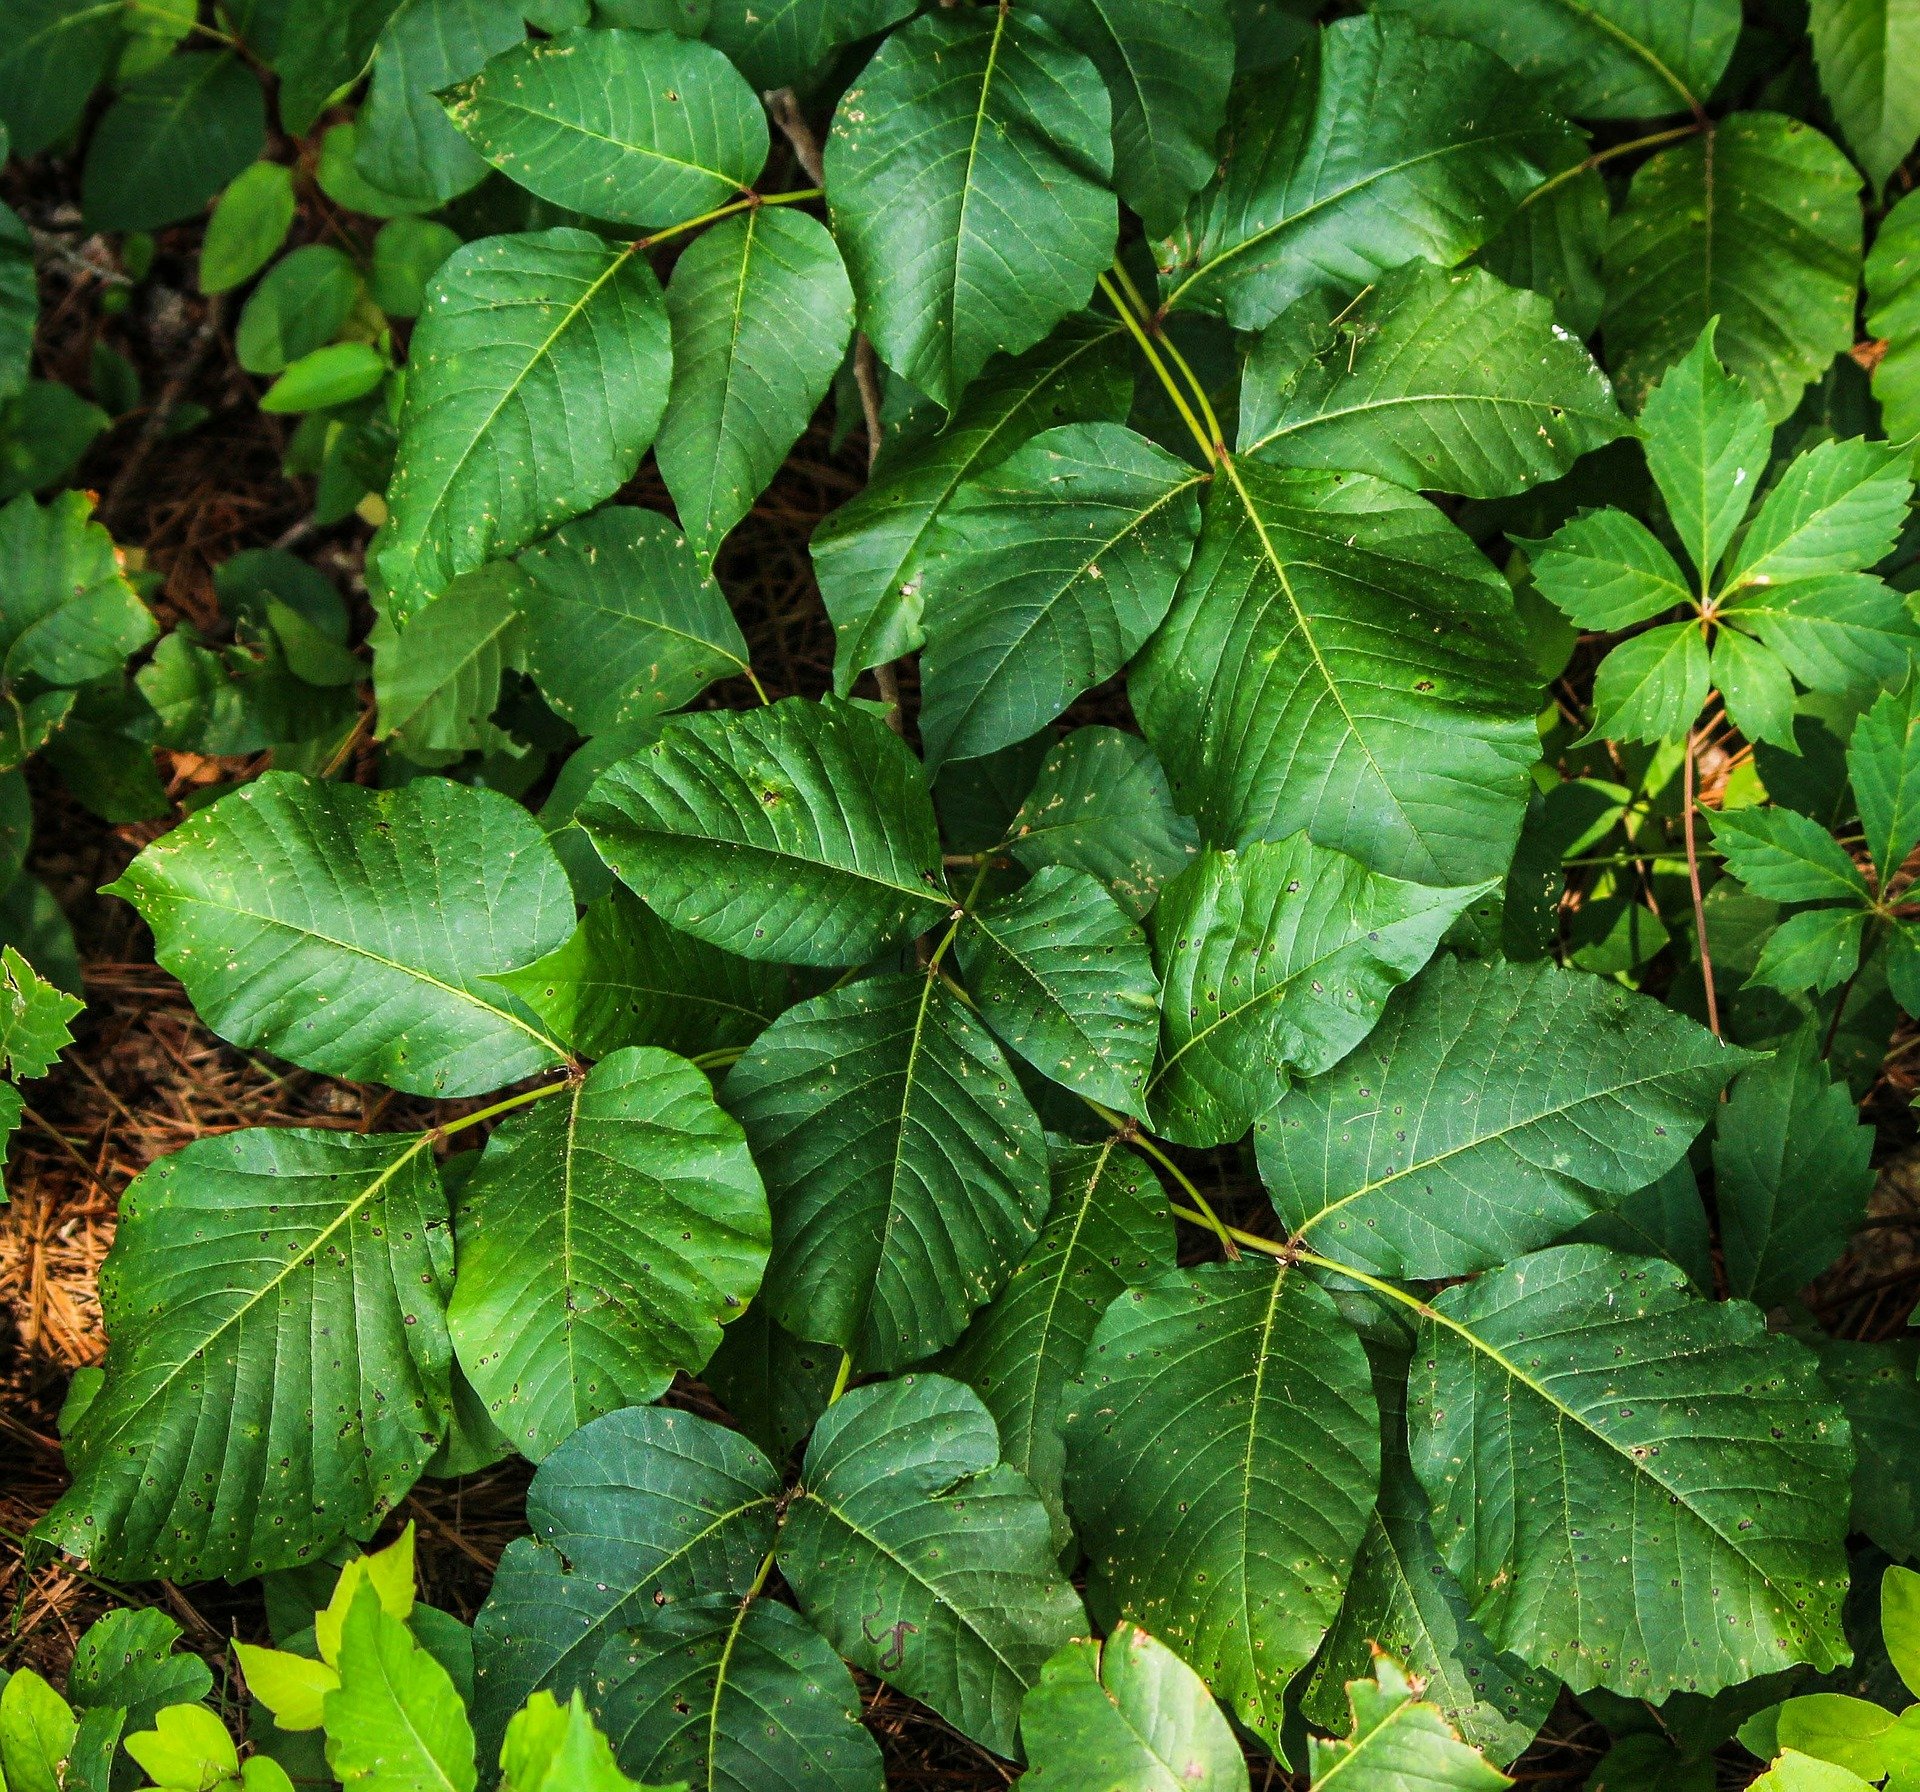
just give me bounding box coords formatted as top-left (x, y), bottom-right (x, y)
top-left (823, 7), bottom-right (1118, 408)
top-left (1560, 1161), bottom-right (1713, 1293)
top-left (1408, 1244), bottom-right (1854, 1697)
top-left (1240, 261), bottom-right (1625, 500)
top-left (1720, 574), bottom-right (1920, 705)
top-left (1526, 509), bottom-right (1692, 630)
top-left (1158, 17), bottom-right (1568, 331)
top-left (0, 490), bottom-right (155, 687)
top-left (274, 0), bottom-right (403, 135)
top-left (1810, 1337), bottom-right (1920, 1562)
top-left (2, 0), bottom-right (124, 156)
top-left (1865, 189), bottom-right (1920, 449)
top-left (67, 1609), bottom-right (214, 1737)
top-left (1148, 838), bottom-right (1488, 1148)
top-left (37, 1128), bottom-right (453, 1582)
top-left (1258, 955), bottom-right (1749, 1279)
top-left (1726, 437), bottom-right (1912, 589)
top-left (727, 971), bottom-right (1048, 1368)
top-left (1847, 677), bottom-right (1920, 885)
top-left (108, 773), bottom-right (572, 1098)
top-left (1811, 0), bottom-right (1920, 191)
top-left (1473, 161), bottom-right (1608, 338)
top-left (1749, 905), bottom-right (1868, 997)
top-left (1134, 459), bottom-right (1540, 888)
top-left (373, 562), bottom-right (526, 758)
top-left (1063, 1262), bottom-right (1379, 1749)
top-left (701, 1304), bottom-right (839, 1469)
top-left (779, 1374), bottom-right (1086, 1758)
top-left (580, 697), bottom-right (948, 968)
top-left (704, 0), bottom-right (915, 91)
top-left (81, 53), bottom-right (266, 232)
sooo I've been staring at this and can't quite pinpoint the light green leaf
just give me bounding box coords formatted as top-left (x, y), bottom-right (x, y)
top-left (704, 0), bottom-right (914, 90)
top-left (780, 1373), bottom-right (1086, 1759)
top-left (957, 865), bottom-right (1160, 1115)
top-left (200, 160), bottom-right (296, 294)
top-left (1260, 955), bottom-right (1748, 1279)
top-left (0, 1669), bottom-right (77, 1792)
top-left (1022, 0), bottom-right (1235, 238)
top-left (593, 1596), bottom-right (881, 1792)
top-left (939, 1138), bottom-right (1174, 1551)
top-left (1148, 837), bottom-right (1488, 1148)
top-left (1749, 904), bottom-right (1868, 996)
top-left (1708, 808), bottom-right (1871, 904)
top-left (1308, 1656), bottom-right (1512, 1792)
top-left (515, 507), bottom-right (752, 732)
top-left (728, 970), bottom-right (1048, 1368)
top-left (1865, 188), bottom-right (1920, 450)
top-left (1751, 1754), bottom-right (1880, 1792)
top-left (0, 489), bottom-right (155, 687)
top-left (1019, 1625), bottom-right (1250, 1792)
top-left (68, 1609), bottom-right (213, 1735)
top-left (108, 773), bottom-right (571, 1097)
top-left (658, 207), bottom-right (853, 565)
top-left (374, 563), bottom-right (526, 757)
top-left (1586, 620), bottom-right (1709, 744)
top-left (1715, 1026), bottom-right (1874, 1305)
top-left (1722, 573), bottom-right (1920, 702)
top-left (124, 1702), bottom-right (239, 1790)
top-left (1240, 261), bottom-right (1624, 499)
top-left (1006, 725), bottom-right (1200, 919)
top-left (1725, 437), bottom-right (1912, 590)
top-left (1848, 676), bottom-right (1920, 883)
top-left (37, 1127), bottom-right (453, 1581)
top-left (317, 116), bottom-right (441, 217)
top-left (499, 1689), bottom-right (657, 1792)
top-left (1811, 0), bottom-right (1920, 191)
top-left (470, 1407), bottom-right (779, 1761)
top-left (580, 696), bottom-right (948, 968)
top-left (1136, 459), bottom-right (1540, 887)
top-left (0, 945), bottom-right (79, 1082)
top-left (1712, 625), bottom-right (1799, 750)
top-left (1526, 509), bottom-right (1693, 630)
top-left (80, 52), bottom-right (265, 232)
top-left (447, 28), bottom-right (766, 227)
top-left (326, 1583), bottom-right (477, 1791)
top-left (377, 229), bottom-right (671, 624)
top-left (234, 244), bottom-right (362, 376)
top-left (1775, 1697), bottom-right (1907, 1779)
top-left (489, 886), bottom-right (789, 1063)
top-left (261, 341), bottom-right (389, 415)
top-left (920, 422), bottom-right (1204, 764)
top-left (823, 6), bottom-right (1117, 409)
top-left (1637, 321), bottom-right (1772, 584)
top-left (1368, 0), bottom-right (1739, 119)
top-left (813, 313), bottom-right (1130, 691)
top-left (1887, 1564), bottom-right (1920, 1698)
top-left (1158, 16), bottom-right (1568, 331)
top-left (1063, 1261), bottom-right (1379, 1749)
top-left (0, 0), bottom-right (123, 157)
top-left (446, 1047), bottom-right (768, 1459)
top-left (1408, 1244), bottom-right (1854, 1697)
top-left (1602, 113), bottom-right (1863, 422)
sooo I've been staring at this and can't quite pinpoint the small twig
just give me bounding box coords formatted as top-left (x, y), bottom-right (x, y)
top-left (103, 293), bottom-right (226, 529)
top-left (1682, 726), bottom-right (1721, 1039)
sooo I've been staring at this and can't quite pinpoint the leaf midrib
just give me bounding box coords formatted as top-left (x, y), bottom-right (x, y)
top-left (1243, 389), bottom-right (1617, 460)
top-left (464, 88), bottom-right (749, 189)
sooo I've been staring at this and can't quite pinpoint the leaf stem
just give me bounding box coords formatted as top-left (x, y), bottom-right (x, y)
top-left (1110, 1122), bottom-right (1240, 1261)
top-left (1096, 273), bottom-right (1217, 467)
top-left (1681, 725), bottom-right (1722, 1038)
top-left (433, 1076), bottom-right (576, 1142)
top-left (692, 1045), bottom-right (746, 1071)
top-left (828, 1348), bottom-right (855, 1405)
top-left (1519, 123), bottom-right (1702, 209)
top-left (1108, 260), bottom-right (1226, 452)
top-left (637, 187), bottom-right (823, 253)
top-left (1165, 1203), bottom-right (1439, 1315)
top-left (742, 667), bottom-right (772, 705)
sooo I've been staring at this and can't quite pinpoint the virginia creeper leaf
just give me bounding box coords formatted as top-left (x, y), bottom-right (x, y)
top-left (1308, 1656), bottom-right (1513, 1792)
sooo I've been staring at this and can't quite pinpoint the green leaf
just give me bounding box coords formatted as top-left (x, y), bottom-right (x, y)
top-left (580, 697), bottom-right (947, 968)
top-left (68, 1608), bottom-right (213, 1734)
top-left (1709, 808), bottom-right (1871, 904)
top-left (274, 0), bottom-right (403, 136)
top-left (1408, 1243), bottom-right (1854, 1697)
top-left (80, 51), bottom-right (265, 231)
top-left (1021, 0), bottom-right (1235, 238)
top-left (1808, 1338), bottom-right (1920, 1563)
top-left (514, 507), bottom-right (752, 732)
top-left (261, 340), bottom-right (389, 414)
top-left (1158, 17), bottom-right (1568, 331)
top-left (1006, 726), bottom-right (1200, 919)
top-left (446, 1047), bottom-right (768, 1459)
top-left (1866, 188), bottom-right (1920, 450)
top-left (123, 1702), bottom-right (239, 1791)
top-left (499, 1689), bottom-right (656, 1792)
top-left (37, 1127), bottom-right (453, 1581)
top-left (1138, 459), bottom-right (1539, 886)
top-left (1810, 0), bottom-right (1920, 191)
top-left (471, 1412), bottom-right (778, 1763)
top-left (372, 218), bottom-right (462, 319)
top-left (1749, 905), bottom-right (1868, 996)
top-left (939, 1137), bottom-right (1174, 1548)
top-left (0, 489), bottom-right (156, 686)
top-left (317, 116), bottom-right (441, 217)
top-left (447, 28), bottom-right (766, 227)
top-left (1848, 677), bottom-right (1920, 884)
top-left (1711, 625), bottom-right (1800, 750)
top-left (1258, 955), bottom-right (1748, 1279)
top-left (1722, 573), bottom-right (1920, 703)
top-left (1368, 0), bottom-right (1739, 119)
top-left (1602, 114), bottom-right (1863, 423)
top-left (326, 1582), bottom-right (477, 1791)
top-left (657, 208), bottom-right (853, 566)
top-left (823, 6), bottom-right (1118, 409)
top-left (1306, 1370), bottom-right (1556, 1766)
top-left (1526, 509), bottom-right (1694, 630)
top-left (374, 563), bottom-right (526, 758)
top-left (728, 970), bottom-right (1048, 1367)
top-left (1062, 1261), bottom-right (1379, 1748)
top-left (1240, 261), bottom-right (1625, 500)
top-left (1774, 1697), bottom-right (1913, 1780)
top-left (702, 1306), bottom-right (838, 1470)
top-left (1147, 837), bottom-right (1488, 1148)
top-left (814, 313), bottom-right (1130, 690)
top-left (0, 199), bottom-right (34, 407)
top-left (1308, 1656), bottom-right (1513, 1792)
top-left (0, 945), bottom-right (80, 1081)
top-left (235, 245), bottom-right (362, 376)
top-left (1714, 1026), bottom-right (1874, 1305)
top-left (107, 773), bottom-right (572, 1098)
top-left (957, 866), bottom-right (1160, 1115)
top-left (594, 1596), bottom-right (882, 1792)
top-left (0, 1669), bottom-right (77, 1792)
top-left (1725, 437), bottom-right (1911, 592)
top-left (1473, 159), bottom-right (1609, 339)
top-left (377, 229), bottom-right (672, 624)
top-left (1019, 1625), bottom-right (1251, 1792)
top-left (490, 886), bottom-right (789, 1063)
top-left (920, 422), bottom-right (1204, 764)
top-left (200, 160), bottom-right (297, 295)
top-left (0, 0), bottom-right (123, 157)
top-left (1585, 620), bottom-right (1709, 745)
top-left (1887, 1564), bottom-right (1920, 1697)
top-left (780, 1373), bottom-right (1086, 1758)
top-left (1637, 322), bottom-right (1773, 584)
top-left (704, 0), bottom-right (914, 90)
top-left (1751, 1755), bottom-right (1880, 1792)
